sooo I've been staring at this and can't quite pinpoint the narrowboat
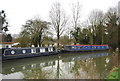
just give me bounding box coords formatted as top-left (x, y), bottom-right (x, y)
top-left (1, 47), bottom-right (58, 60)
top-left (63, 45), bottom-right (109, 52)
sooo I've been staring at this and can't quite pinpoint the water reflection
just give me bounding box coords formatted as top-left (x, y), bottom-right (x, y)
top-left (2, 51), bottom-right (118, 79)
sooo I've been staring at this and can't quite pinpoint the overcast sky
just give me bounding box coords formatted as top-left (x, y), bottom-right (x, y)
top-left (0, 0), bottom-right (119, 34)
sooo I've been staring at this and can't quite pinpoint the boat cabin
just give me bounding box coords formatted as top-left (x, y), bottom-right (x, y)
top-left (64, 45), bottom-right (109, 51)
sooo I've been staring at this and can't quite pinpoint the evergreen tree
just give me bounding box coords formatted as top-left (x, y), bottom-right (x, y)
top-left (6, 34), bottom-right (12, 42)
top-left (105, 7), bottom-right (118, 49)
top-left (0, 10), bottom-right (8, 32)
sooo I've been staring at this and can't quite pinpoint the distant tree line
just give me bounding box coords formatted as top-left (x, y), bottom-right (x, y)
top-left (14, 1), bottom-right (119, 50)
top-left (71, 7), bottom-right (119, 50)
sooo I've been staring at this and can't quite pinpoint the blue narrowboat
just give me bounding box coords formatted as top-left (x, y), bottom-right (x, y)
top-left (64, 45), bottom-right (109, 52)
top-left (1, 47), bottom-right (58, 60)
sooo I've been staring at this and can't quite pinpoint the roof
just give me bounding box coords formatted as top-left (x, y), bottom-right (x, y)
top-left (67, 45), bottom-right (108, 46)
top-left (0, 42), bottom-right (14, 44)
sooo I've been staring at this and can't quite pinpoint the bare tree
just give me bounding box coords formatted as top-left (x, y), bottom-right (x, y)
top-left (89, 9), bottom-right (104, 26)
top-left (71, 2), bottom-right (81, 29)
top-left (88, 9), bottom-right (105, 44)
top-left (49, 2), bottom-right (68, 47)
top-left (70, 1), bottom-right (82, 44)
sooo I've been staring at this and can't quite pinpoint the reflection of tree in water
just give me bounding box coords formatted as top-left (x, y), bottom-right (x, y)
top-left (71, 59), bottom-right (96, 79)
top-left (93, 56), bottom-right (110, 79)
top-left (71, 60), bottom-right (81, 78)
top-left (19, 52), bottom-right (118, 79)
top-left (55, 56), bottom-right (63, 79)
top-left (22, 58), bottom-right (63, 79)
top-left (21, 61), bottom-right (56, 79)
top-left (56, 59), bottom-right (60, 78)
top-left (79, 59), bottom-right (98, 79)
top-left (22, 67), bottom-right (47, 79)
top-left (71, 55), bottom-right (110, 79)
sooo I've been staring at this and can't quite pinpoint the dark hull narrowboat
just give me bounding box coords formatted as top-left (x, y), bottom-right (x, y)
top-left (2, 47), bottom-right (58, 60)
top-left (63, 45), bottom-right (109, 52)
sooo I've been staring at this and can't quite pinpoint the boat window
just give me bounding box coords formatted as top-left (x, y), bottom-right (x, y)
top-left (48, 48), bottom-right (53, 52)
top-left (40, 49), bottom-right (42, 52)
top-left (88, 46), bottom-right (90, 48)
top-left (83, 46), bottom-right (87, 48)
top-left (98, 46), bottom-right (100, 48)
top-left (31, 49), bottom-right (36, 53)
top-left (48, 48), bottom-right (50, 52)
top-left (22, 50), bottom-right (26, 54)
top-left (43, 48), bottom-right (45, 52)
top-left (11, 50), bottom-right (15, 54)
top-left (40, 48), bottom-right (45, 52)
top-left (78, 47), bottom-right (82, 49)
top-left (51, 48), bottom-right (53, 51)
top-left (72, 46), bottom-right (76, 49)
top-left (92, 47), bottom-right (96, 49)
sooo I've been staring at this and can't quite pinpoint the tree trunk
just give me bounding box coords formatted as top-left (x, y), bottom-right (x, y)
top-left (57, 34), bottom-right (60, 47)
top-left (57, 24), bottom-right (60, 47)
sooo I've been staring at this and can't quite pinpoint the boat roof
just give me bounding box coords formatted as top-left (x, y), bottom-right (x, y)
top-left (0, 42), bottom-right (14, 44)
top-left (65, 45), bottom-right (108, 46)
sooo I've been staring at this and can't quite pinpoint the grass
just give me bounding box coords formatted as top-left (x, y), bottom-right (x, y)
top-left (106, 67), bottom-right (120, 79)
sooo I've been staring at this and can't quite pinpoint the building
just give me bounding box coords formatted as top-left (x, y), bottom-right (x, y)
top-left (0, 42), bottom-right (14, 48)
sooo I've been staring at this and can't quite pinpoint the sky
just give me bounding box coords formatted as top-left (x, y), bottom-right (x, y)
top-left (0, 0), bottom-right (119, 34)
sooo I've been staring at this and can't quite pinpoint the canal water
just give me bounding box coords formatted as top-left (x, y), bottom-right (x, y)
top-left (1, 51), bottom-right (119, 79)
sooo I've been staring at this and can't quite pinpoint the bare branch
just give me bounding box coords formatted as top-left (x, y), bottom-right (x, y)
top-left (49, 1), bottom-right (68, 47)
top-left (71, 1), bottom-right (82, 29)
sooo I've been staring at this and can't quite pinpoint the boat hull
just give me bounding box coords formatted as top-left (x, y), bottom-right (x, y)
top-left (3, 52), bottom-right (57, 60)
top-left (63, 45), bottom-right (109, 52)
top-left (2, 47), bottom-right (58, 60)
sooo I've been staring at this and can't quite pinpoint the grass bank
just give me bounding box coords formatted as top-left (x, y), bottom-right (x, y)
top-left (106, 67), bottom-right (120, 79)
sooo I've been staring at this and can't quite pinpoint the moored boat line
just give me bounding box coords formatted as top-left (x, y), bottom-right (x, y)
top-left (1, 45), bottom-right (109, 60)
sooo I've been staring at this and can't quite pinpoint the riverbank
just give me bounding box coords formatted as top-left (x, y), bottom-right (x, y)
top-left (105, 50), bottom-right (120, 79)
top-left (106, 67), bottom-right (120, 79)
